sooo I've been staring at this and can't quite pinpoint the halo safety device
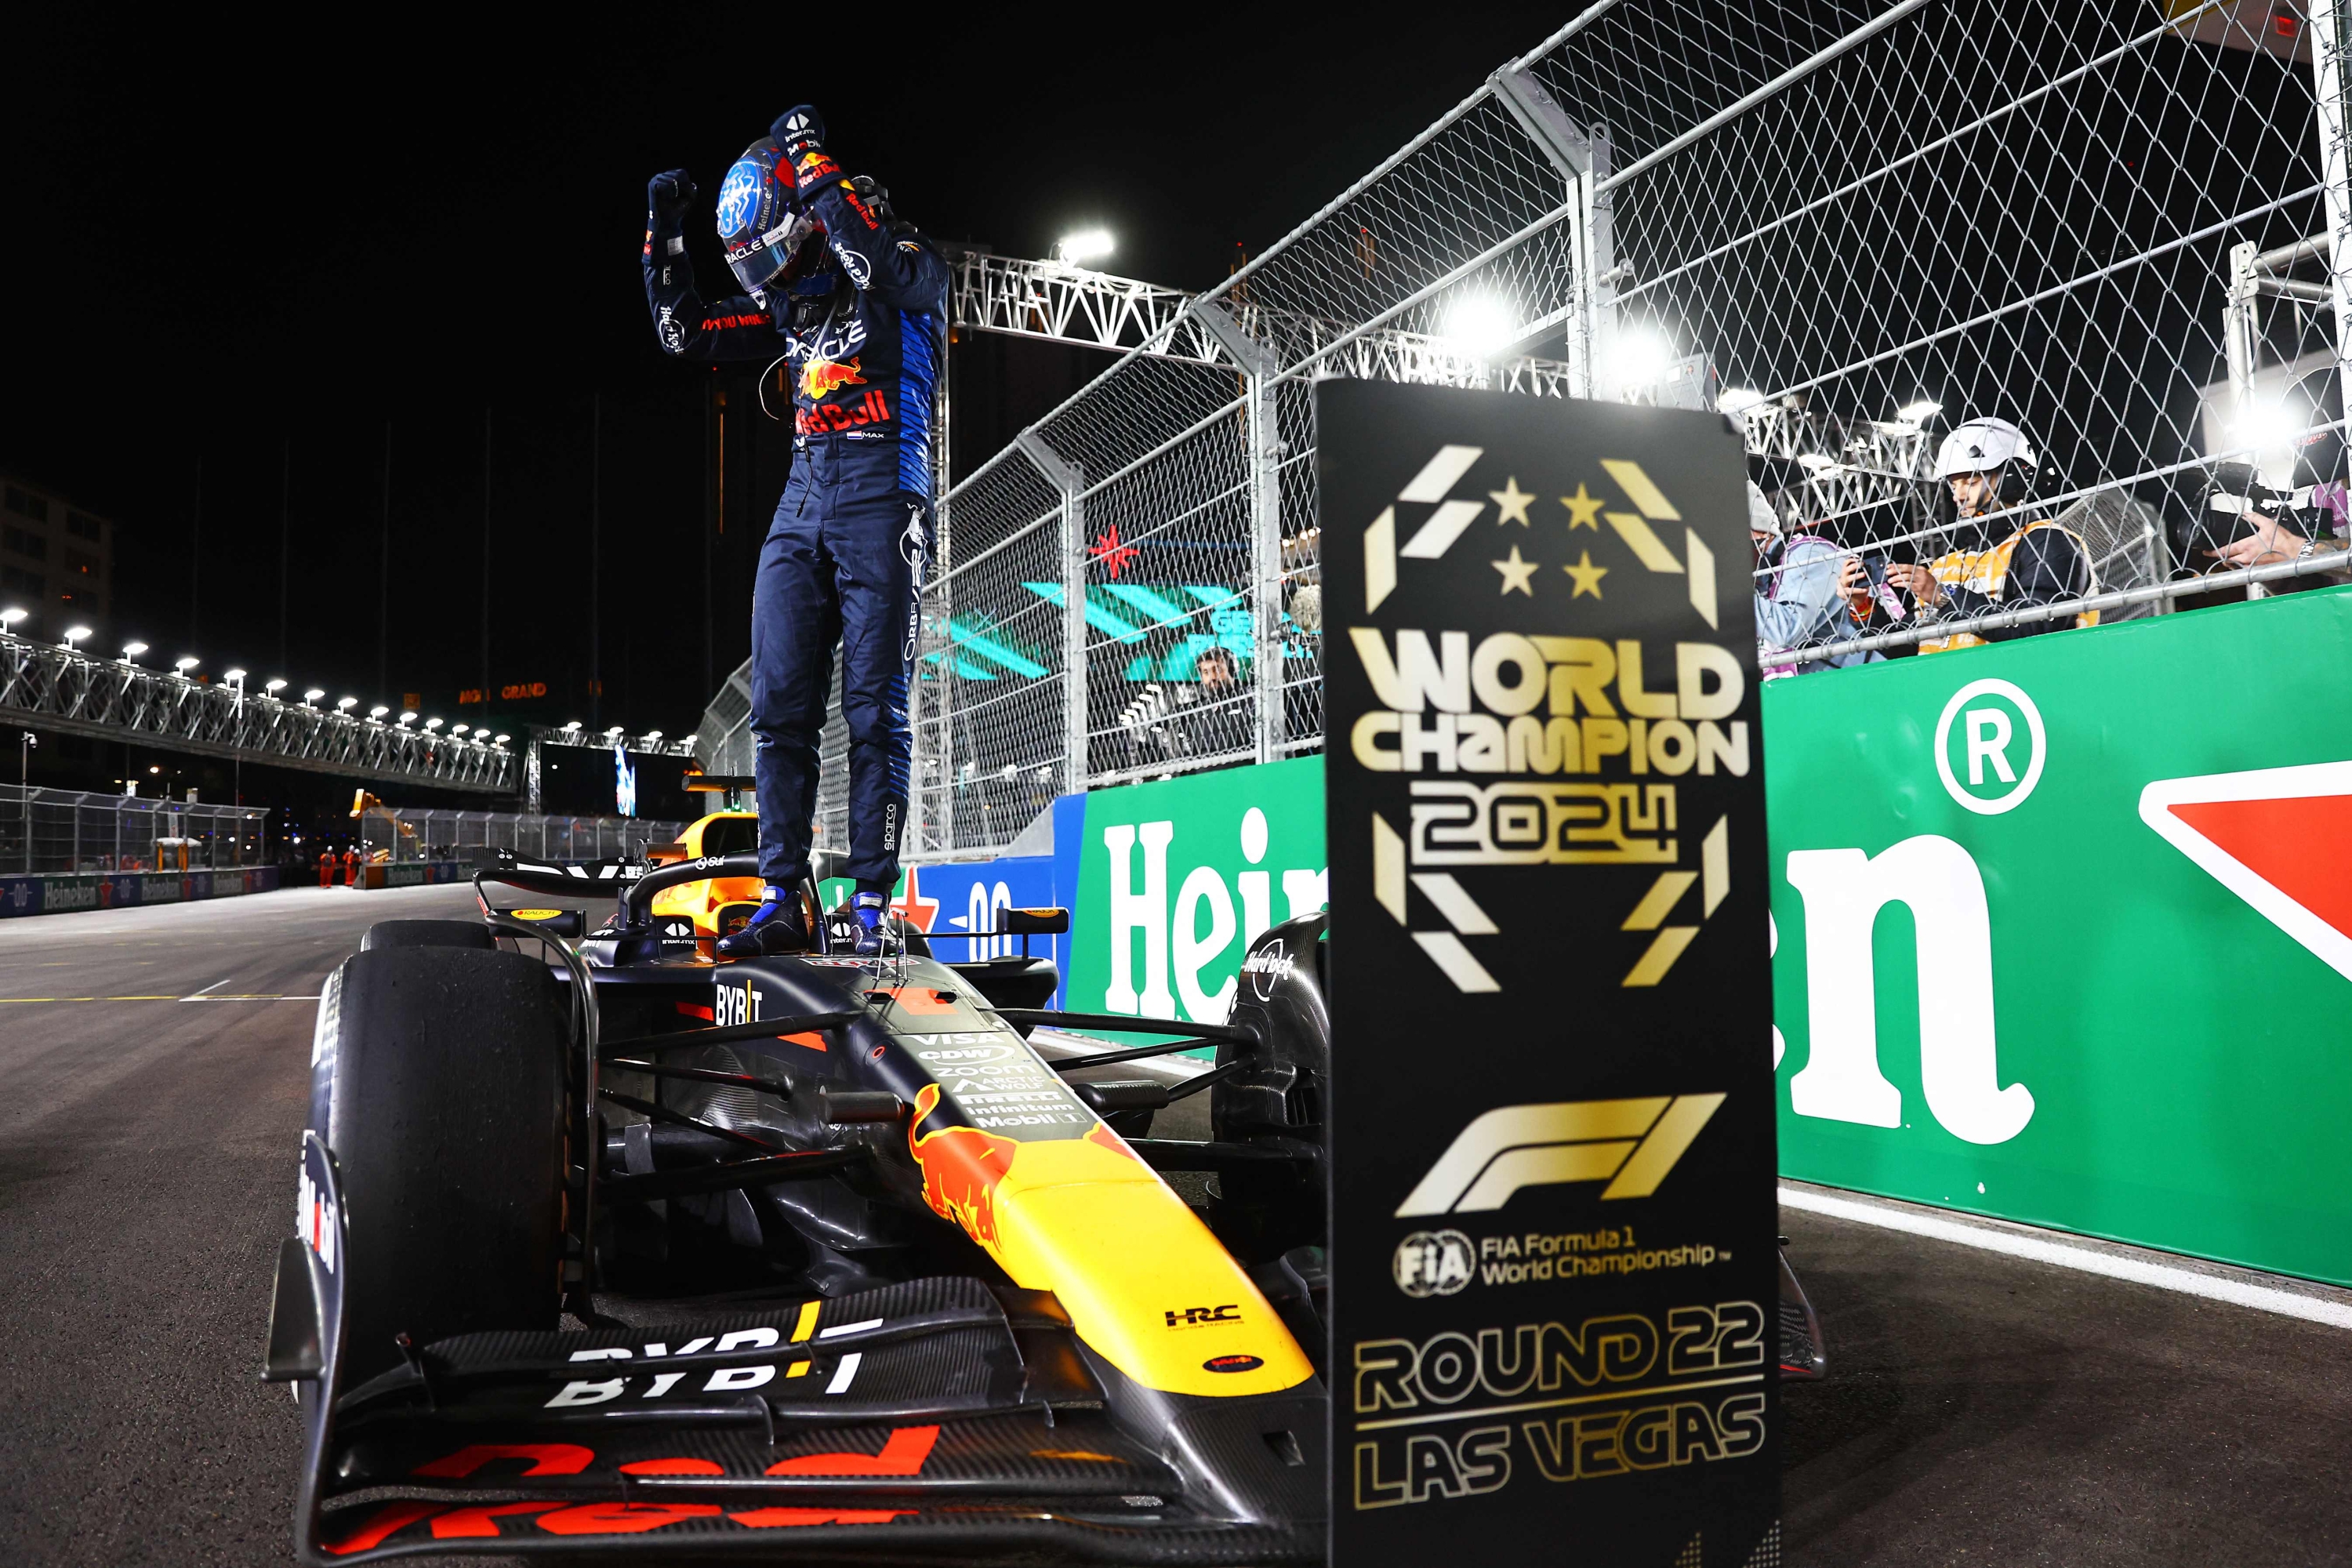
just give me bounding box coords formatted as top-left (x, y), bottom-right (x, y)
top-left (716, 138), bottom-right (823, 296)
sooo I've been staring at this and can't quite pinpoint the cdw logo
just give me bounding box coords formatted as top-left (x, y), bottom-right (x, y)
top-left (1396, 1095), bottom-right (1725, 1217)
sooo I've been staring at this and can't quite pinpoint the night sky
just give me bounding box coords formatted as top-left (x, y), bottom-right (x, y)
top-left (0, 8), bottom-right (1574, 808)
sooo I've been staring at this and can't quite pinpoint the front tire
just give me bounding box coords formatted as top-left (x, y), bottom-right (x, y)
top-left (313, 947), bottom-right (569, 1384)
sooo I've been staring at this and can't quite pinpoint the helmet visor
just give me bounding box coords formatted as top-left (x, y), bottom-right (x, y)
top-left (727, 212), bottom-right (818, 294)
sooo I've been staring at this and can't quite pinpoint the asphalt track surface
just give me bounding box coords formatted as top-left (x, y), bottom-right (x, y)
top-left (1, 884), bottom-right (2348, 1566)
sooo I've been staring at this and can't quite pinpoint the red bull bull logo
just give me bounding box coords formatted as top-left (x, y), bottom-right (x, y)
top-left (906, 1084), bottom-right (1019, 1247)
top-left (800, 355), bottom-right (867, 401)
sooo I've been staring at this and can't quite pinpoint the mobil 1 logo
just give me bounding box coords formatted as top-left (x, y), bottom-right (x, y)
top-left (1319, 381), bottom-right (1780, 1567)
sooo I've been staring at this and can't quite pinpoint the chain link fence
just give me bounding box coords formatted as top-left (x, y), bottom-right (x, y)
top-left (902, 2), bottom-right (2352, 855)
top-left (0, 785), bottom-right (269, 873)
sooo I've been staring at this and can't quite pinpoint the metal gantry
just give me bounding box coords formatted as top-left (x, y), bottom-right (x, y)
top-left (0, 636), bottom-right (519, 793)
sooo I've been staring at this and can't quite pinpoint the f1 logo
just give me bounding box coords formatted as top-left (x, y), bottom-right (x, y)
top-left (1395, 1094), bottom-right (1725, 1216)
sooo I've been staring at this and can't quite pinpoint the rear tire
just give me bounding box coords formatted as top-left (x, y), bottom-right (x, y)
top-left (315, 947), bottom-right (569, 1383)
top-left (361, 919), bottom-right (495, 952)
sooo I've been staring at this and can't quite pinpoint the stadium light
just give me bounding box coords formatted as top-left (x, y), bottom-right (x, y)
top-left (223, 667), bottom-right (247, 684)
top-left (604, 725), bottom-right (625, 739)
top-left (1896, 398), bottom-right (1944, 424)
top-left (397, 710), bottom-right (418, 725)
top-left (62, 625), bottom-right (92, 652)
top-left (1054, 229), bottom-right (1114, 267)
top-left (562, 720), bottom-right (582, 734)
top-left (264, 678), bottom-right (287, 694)
top-left (120, 641), bottom-right (149, 662)
top-left (174, 656), bottom-right (199, 673)
top-left (368, 704), bottom-right (390, 720)
top-left (493, 733), bottom-right (511, 744)
top-left (642, 730), bottom-right (663, 742)
top-left (0, 608), bottom-right (26, 630)
top-left (423, 717), bottom-right (443, 731)
top-left (1606, 328), bottom-right (1674, 390)
top-left (336, 695), bottom-right (358, 711)
top-left (1440, 295), bottom-right (1519, 359)
top-left (451, 723), bottom-right (470, 735)
top-left (1718, 387), bottom-right (1767, 416)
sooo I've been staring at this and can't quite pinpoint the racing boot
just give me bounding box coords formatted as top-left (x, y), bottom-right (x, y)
top-left (716, 886), bottom-right (812, 958)
top-left (851, 890), bottom-right (891, 956)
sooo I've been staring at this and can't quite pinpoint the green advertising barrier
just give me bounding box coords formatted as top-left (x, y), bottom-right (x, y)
top-left (1066, 756), bottom-right (1328, 1029)
top-left (1766, 586), bottom-right (2352, 1284)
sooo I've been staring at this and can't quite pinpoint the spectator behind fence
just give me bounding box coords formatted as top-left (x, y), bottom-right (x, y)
top-left (1751, 481), bottom-right (1887, 676)
top-left (2201, 436), bottom-right (2352, 585)
top-left (1886, 416), bottom-right (2094, 652)
top-left (1117, 643), bottom-right (1254, 768)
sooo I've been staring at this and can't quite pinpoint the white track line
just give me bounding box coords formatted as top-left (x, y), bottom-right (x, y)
top-left (1781, 1184), bottom-right (2352, 1332)
top-left (182, 977), bottom-right (232, 999)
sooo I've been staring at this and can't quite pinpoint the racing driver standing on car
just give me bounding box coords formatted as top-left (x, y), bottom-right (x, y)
top-left (644, 107), bottom-right (946, 956)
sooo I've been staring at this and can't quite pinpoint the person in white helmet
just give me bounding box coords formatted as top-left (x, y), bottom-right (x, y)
top-left (1750, 481), bottom-right (1888, 674)
top-left (1882, 416), bottom-right (2094, 653)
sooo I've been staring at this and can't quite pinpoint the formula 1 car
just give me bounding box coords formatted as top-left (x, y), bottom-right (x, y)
top-left (265, 852), bottom-right (1824, 1562)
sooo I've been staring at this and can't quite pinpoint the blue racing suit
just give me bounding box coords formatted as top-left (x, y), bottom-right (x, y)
top-left (645, 181), bottom-right (949, 891)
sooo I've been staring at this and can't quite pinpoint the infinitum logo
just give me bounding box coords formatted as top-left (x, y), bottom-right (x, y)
top-left (1395, 1095), bottom-right (1725, 1217)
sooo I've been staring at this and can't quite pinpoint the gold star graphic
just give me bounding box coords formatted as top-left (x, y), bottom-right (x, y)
top-left (1563, 550), bottom-right (1609, 598)
top-left (1491, 544), bottom-right (1537, 596)
top-left (1561, 483), bottom-right (1606, 529)
top-left (1488, 476), bottom-right (1535, 526)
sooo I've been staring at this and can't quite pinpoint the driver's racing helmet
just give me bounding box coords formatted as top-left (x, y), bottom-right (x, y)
top-left (1935, 416), bottom-right (2041, 511)
top-left (716, 138), bottom-right (824, 299)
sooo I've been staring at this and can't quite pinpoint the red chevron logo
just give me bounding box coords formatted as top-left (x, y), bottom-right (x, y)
top-left (2139, 762), bottom-right (2352, 981)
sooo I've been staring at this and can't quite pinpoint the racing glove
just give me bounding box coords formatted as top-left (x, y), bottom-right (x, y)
top-left (771, 106), bottom-right (846, 205)
top-left (645, 169), bottom-right (696, 256)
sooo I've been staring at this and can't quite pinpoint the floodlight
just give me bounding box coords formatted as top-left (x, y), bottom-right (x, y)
top-left (121, 641), bottom-right (150, 661)
top-left (1440, 296), bottom-right (1518, 359)
top-left (423, 717), bottom-right (443, 731)
top-left (0, 608), bottom-right (26, 629)
top-left (493, 733), bottom-right (511, 744)
top-left (1896, 398), bottom-right (1944, 423)
top-left (1606, 328), bottom-right (1674, 390)
top-left (336, 695), bottom-right (358, 710)
top-left (264, 677), bottom-right (287, 693)
top-left (368, 704), bottom-right (390, 719)
top-left (563, 720), bottom-right (583, 733)
top-left (174, 656), bottom-right (199, 673)
top-left (452, 723), bottom-right (470, 735)
top-left (1054, 230), bottom-right (1114, 267)
top-left (223, 667), bottom-right (248, 684)
top-left (642, 730), bottom-right (663, 742)
top-left (1718, 387), bottom-right (1767, 416)
top-left (63, 625), bottom-right (92, 651)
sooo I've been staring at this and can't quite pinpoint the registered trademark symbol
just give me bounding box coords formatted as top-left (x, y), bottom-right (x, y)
top-left (1933, 678), bottom-right (2045, 815)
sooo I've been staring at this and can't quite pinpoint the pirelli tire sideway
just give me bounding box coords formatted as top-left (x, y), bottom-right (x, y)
top-left (358, 919), bottom-right (497, 952)
top-left (307, 946), bottom-right (568, 1385)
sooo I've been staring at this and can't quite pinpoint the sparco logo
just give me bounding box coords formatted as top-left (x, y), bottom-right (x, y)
top-left (1396, 1095), bottom-right (1725, 1217)
top-left (1393, 1229), bottom-right (1474, 1298)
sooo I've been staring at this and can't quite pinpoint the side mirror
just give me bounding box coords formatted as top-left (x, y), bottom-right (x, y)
top-left (1004, 906), bottom-right (1071, 936)
top-left (494, 906), bottom-right (584, 938)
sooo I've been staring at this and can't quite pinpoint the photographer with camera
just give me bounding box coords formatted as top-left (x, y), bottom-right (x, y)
top-left (1884, 416), bottom-right (2093, 653)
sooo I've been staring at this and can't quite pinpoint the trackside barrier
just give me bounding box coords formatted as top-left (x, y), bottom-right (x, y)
top-left (906, 589), bottom-right (2352, 1286)
top-left (354, 862), bottom-right (468, 891)
top-left (0, 866), bottom-right (283, 919)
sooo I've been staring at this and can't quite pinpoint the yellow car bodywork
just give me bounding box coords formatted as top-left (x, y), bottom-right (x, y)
top-left (647, 811), bottom-right (764, 937)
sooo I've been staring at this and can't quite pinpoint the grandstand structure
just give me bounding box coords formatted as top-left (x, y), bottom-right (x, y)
top-left (699, 1), bottom-right (2351, 858)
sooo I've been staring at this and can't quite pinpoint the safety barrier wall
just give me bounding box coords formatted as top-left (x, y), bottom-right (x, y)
top-left (904, 588), bottom-right (2352, 1283)
top-left (0, 865), bottom-right (283, 919)
top-left (912, 2), bottom-right (2352, 858)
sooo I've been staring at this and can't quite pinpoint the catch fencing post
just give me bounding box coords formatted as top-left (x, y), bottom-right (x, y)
top-left (1491, 64), bottom-right (1615, 395)
top-left (1014, 430), bottom-right (1088, 793)
top-left (2314, 1), bottom-right (2352, 474)
top-left (1192, 302), bottom-right (1286, 762)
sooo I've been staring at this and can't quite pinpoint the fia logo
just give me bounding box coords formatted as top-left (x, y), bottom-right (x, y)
top-left (1392, 1229), bottom-right (1474, 1298)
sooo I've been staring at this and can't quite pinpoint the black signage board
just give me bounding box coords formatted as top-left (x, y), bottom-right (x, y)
top-left (1319, 381), bottom-right (1777, 1566)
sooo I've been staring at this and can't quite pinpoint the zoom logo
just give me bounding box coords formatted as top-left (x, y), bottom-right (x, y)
top-left (1396, 1095), bottom-right (1725, 1217)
